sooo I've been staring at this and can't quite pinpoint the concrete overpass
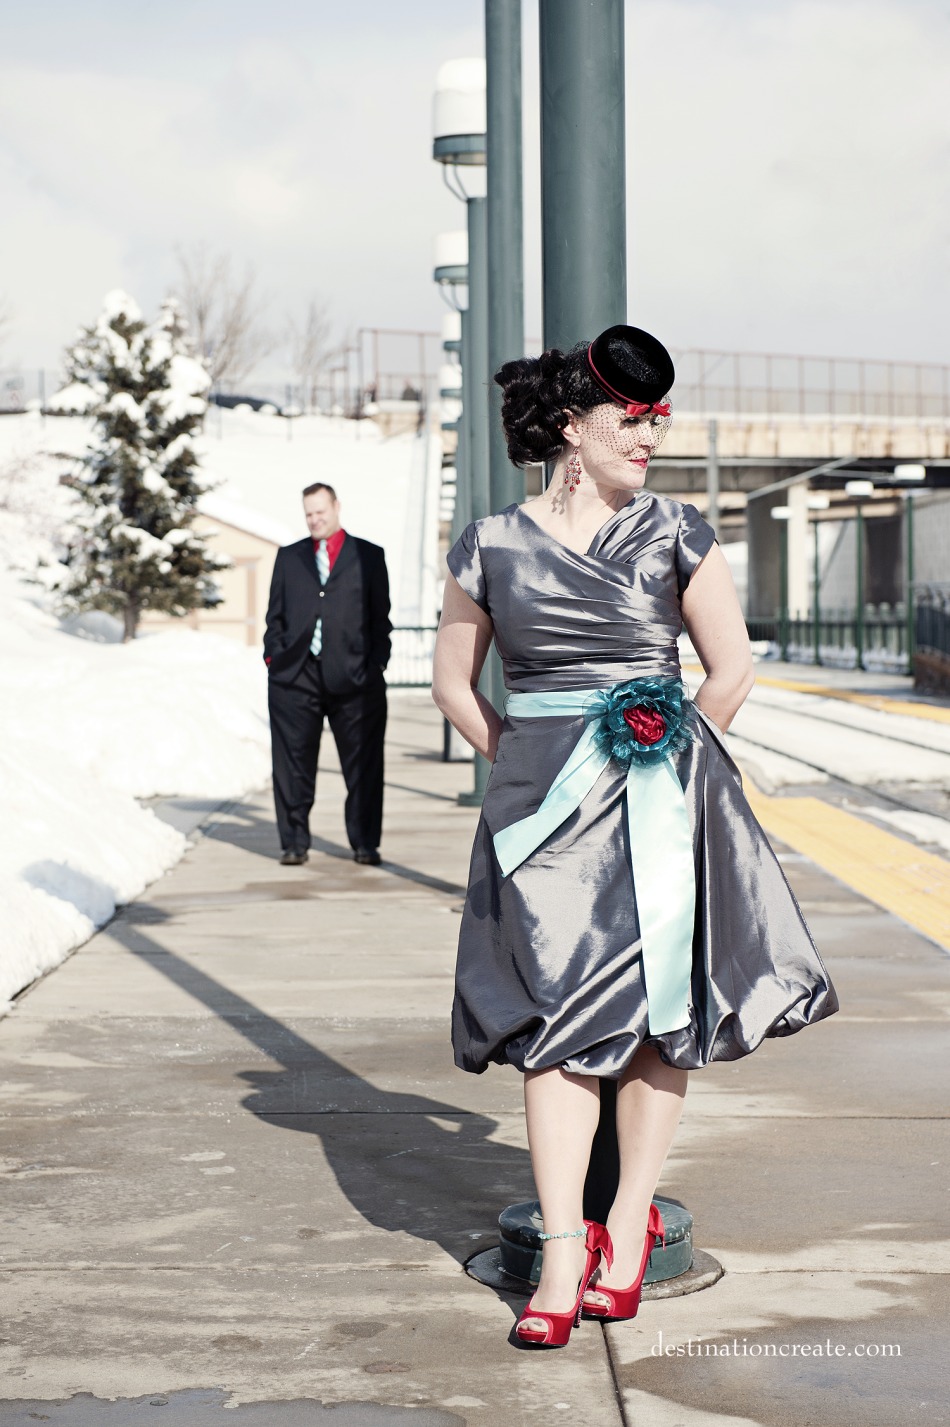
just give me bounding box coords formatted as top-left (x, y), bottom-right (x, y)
top-left (645, 349), bottom-right (950, 618)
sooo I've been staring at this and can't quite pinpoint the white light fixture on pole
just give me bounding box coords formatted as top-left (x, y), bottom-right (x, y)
top-left (441, 310), bottom-right (462, 354)
top-left (433, 58), bottom-right (487, 173)
top-left (433, 230), bottom-right (469, 293)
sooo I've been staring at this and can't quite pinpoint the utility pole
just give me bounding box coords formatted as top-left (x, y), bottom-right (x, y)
top-left (485, 0), bottom-right (524, 727)
top-left (539, 0), bottom-right (626, 1225)
top-left (540, 0), bottom-right (626, 349)
top-left (707, 419), bottom-right (720, 533)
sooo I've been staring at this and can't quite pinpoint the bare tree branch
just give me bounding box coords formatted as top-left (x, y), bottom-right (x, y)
top-left (172, 246), bottom-right (275, 390)
top-left (287, 298), bottom-right (332, 411)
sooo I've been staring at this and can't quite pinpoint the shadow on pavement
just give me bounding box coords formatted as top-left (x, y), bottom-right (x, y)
top-left (110, 909), bottom-right (533, 1276)
top-left (201, 807), bottom-right (466, 897)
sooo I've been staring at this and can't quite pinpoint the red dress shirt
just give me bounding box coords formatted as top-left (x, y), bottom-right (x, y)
top-left (314, 527), bottom-right (346, 570)
top-left (264, 529), bottom-right (347, 665)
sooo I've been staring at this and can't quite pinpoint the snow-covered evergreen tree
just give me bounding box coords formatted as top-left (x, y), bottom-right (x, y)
top-left (54, 290), bottom-right (227, 641)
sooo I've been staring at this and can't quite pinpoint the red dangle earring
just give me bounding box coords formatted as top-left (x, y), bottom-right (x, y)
top-left (564, 448), bottom-right (583, 494)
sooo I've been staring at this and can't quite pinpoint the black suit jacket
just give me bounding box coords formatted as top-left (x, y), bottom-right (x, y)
top-left (264, 534), bottom-right (392, 695)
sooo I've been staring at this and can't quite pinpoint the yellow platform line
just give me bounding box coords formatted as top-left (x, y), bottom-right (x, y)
top-left (754, 676), bottom-right (950, 726)
top-left (741, 778), bottom-right (950, 951)
top-left (681, 663), bottom-right (950, 725)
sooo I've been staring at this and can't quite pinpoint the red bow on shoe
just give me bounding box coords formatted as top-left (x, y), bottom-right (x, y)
top-left (585, 1219), bottom-right (615, 1271)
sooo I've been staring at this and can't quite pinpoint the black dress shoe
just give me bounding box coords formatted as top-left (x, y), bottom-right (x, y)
top-left (280, 849), bottom-right (309, 866)
top-left (353, 848), bottom-right (381, 866)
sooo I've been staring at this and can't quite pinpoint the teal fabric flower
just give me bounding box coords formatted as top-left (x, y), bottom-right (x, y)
top-left (587, 676), bottom-right (693, 766)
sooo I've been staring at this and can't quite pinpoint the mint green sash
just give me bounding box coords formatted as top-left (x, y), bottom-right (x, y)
top-left (494, 690), bottom-right (695, 1035)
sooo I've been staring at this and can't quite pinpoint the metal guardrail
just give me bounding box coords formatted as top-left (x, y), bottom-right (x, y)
top-left (387, 626), bottom-right (438, 687)
top-left (672, 349), bottom-right (950, 421)
top-left (7, 346), bottom-right (949, 423)
top-left (747, 609), bottom-right (911, 671)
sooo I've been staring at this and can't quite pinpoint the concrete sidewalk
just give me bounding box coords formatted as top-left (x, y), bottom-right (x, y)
top-left (1, 693), bottom-right (948, 1425)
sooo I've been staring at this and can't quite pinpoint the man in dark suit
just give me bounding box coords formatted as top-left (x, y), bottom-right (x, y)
top-left (264, 482), bottom-right (392, 867)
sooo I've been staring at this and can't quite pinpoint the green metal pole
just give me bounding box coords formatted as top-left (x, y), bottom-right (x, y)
top-left (540, 0), bottom-right (626, 349)
top-left (467, 198), bottom-right (490, 525)
top-left (813, 518), bottom-right (821, 667)
top-left (855, 507), bottom-right (865, 671)
top-left (486, 0), bottom-right (524, 513)
top-left (459, 196), bottom-right (492, 809)
top-left (906, 494), bottom-right (915, 672)
top-left (453, 309), bottom-right (472, 545)
top-left (540, 0), bottom-right (625, 1227)
top-left (485, 0), bottom-right (523, 723)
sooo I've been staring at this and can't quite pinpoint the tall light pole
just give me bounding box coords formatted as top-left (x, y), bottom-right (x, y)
top-left (896, 464), bottom-right (926, 672)
top-left (433, 230), bottom-right (469, 541)
top-left (771, 506), bottom-right (792, 661)
top-left (433, 60), bottom-right (494, 806)
top-left (538, 0), bottom-right (627, 1227)
top-left (540, 0), bottom-right (626, 349)
top-left (845, 479), bottom-right (874, 670)
top-left (486, 0), bottom-right (524, 516)
top-left (707, 419), bottom-right (720, 535)
top-left (807, 494), bottom-right (830, 666)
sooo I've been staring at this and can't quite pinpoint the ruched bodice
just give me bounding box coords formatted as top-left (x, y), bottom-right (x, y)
top-left (445, 491), bottom-right (838, 1077)
top-left (447, 493), bottom-right (710, 692)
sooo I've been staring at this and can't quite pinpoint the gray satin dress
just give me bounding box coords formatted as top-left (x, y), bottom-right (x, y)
top-left (446, 491), bottom-right (839, 1077)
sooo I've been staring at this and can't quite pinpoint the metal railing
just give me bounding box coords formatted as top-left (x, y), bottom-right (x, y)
top-left (672, 349), bottom-right (950, 421)
top-left (7, 347), bottom-right (949, 424)
top-left (387, 626), bottom-right (438, 687)
top-left (747, 607), bottom-right (911, 671)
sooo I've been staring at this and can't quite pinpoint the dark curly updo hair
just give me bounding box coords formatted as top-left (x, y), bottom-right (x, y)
top-left (493, 344), bottom-right (604, 466)
top-left (494, 325), bottom-right (675, 466)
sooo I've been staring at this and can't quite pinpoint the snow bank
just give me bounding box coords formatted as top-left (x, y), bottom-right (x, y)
top-left (0, 744), bottom-right (186, 1008)
top-left (0, 567), bottom-right (271, 1007)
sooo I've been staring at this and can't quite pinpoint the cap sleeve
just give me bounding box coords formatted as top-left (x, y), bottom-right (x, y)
top-left (446, 521), bottom-right (489, 612)
top-left (674, 503), bottom-right (717, 597)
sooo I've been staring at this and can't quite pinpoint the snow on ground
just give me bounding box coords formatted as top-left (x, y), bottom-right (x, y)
top-left (725, 737), bottom-right (830, 791)
top-left (0, 402), bottom-right (435, 1008)
top-left (0, 566), bottom-right (271, 1007)
top-left (730, 688), bottom-right (950, 788)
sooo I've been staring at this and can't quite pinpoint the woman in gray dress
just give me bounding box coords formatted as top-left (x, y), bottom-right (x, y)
top-left (432, 325), bottom-right (838, 1348)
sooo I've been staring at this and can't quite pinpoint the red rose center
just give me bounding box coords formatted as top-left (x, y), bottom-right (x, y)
top-left (622, 705), bottom-right (667, 744)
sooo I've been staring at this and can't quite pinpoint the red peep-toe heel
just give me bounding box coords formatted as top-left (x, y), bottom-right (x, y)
top-left (582, 1202), bottom-right (665, 1322)
top-left (514, 1220), bottom-right (613, 1348)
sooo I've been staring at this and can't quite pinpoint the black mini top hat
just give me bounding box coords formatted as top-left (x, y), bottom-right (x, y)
top-left (586, 324), bottom-right (675, 416)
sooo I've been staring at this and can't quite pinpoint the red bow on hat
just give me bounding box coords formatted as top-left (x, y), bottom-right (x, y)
top-left (624, 400), bottom-right (671, 418)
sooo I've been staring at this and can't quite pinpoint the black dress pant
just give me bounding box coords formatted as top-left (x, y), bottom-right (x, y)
top-left (268, 655), bottom-right (387, 854)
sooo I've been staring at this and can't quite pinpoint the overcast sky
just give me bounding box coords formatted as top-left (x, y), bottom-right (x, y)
top-left (1, 0), bottom-right (946, 376)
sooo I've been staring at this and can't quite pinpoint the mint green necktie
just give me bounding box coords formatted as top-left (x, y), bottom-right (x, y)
top-left (310, 540), bottom-right (330, 657)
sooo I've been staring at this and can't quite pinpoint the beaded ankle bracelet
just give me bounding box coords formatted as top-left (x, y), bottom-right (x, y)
top-left (537, 1227), bottom-right (586, 1241)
